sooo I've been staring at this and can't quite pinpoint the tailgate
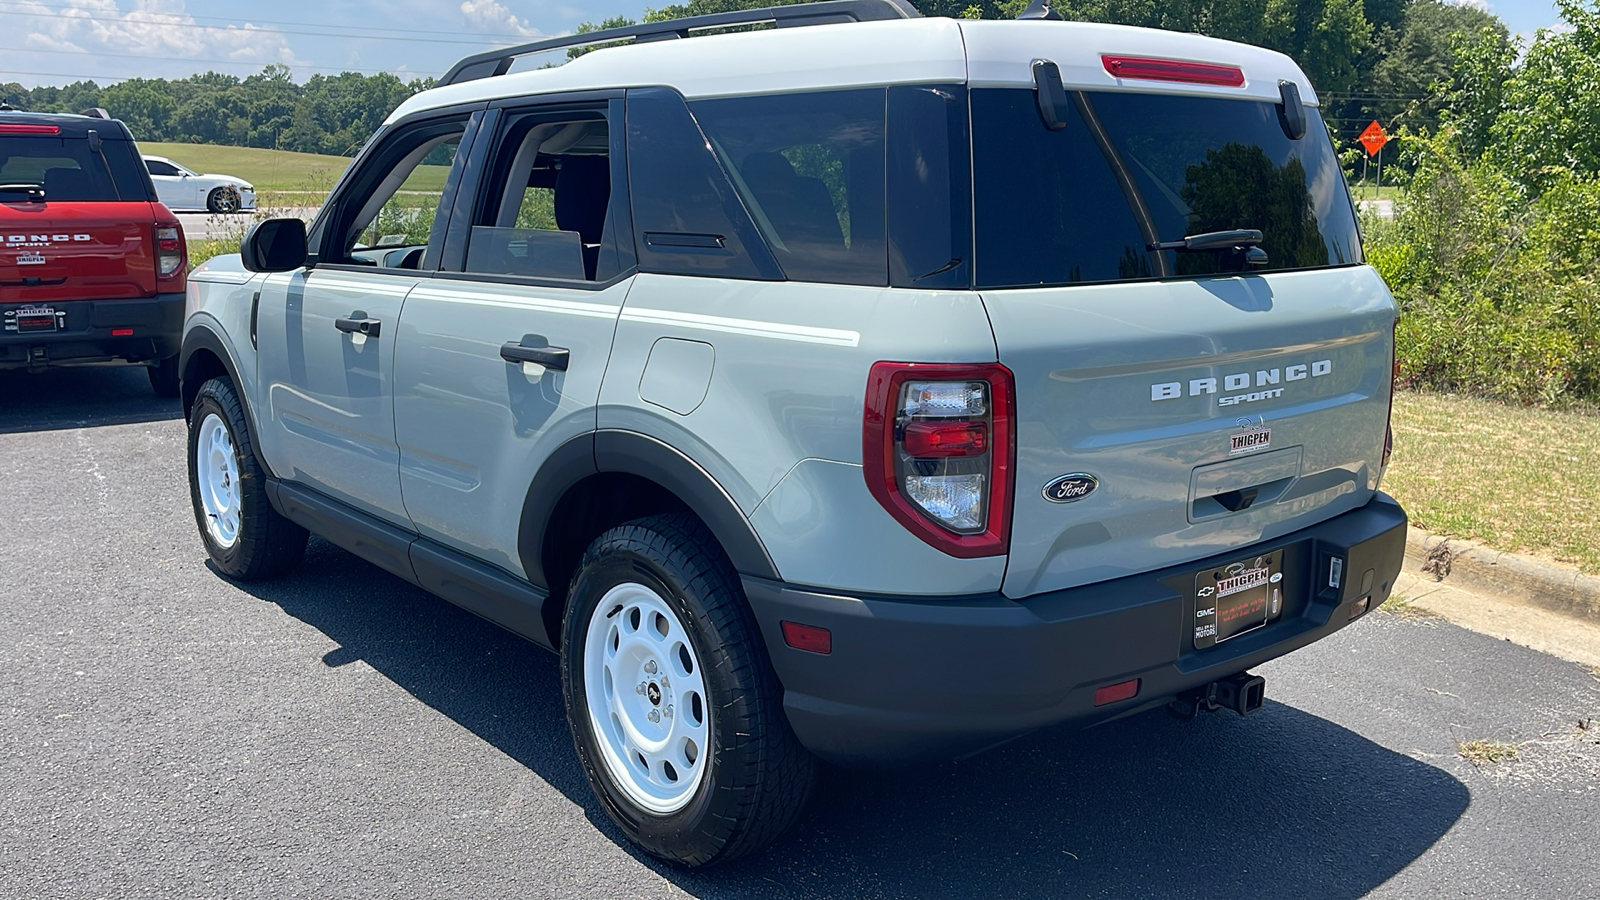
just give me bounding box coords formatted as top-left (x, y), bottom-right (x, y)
top-left (989, 266), bottom-right (1395, 599)
top-left (0, 202), bottom-right (158, 303)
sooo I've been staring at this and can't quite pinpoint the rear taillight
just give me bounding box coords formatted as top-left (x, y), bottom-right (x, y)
top-left (1102, 55), bottom-right (1245, 87)
top-left (156, 224), bottom-right (184, 279)
top-left (863, 362), bottom-right (1014, 558)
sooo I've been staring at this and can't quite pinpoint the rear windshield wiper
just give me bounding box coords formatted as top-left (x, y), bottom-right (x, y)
top-left (0, 183), bottom-right (45, 201)
top-left (1149, 229), bottom-right (1268, 267)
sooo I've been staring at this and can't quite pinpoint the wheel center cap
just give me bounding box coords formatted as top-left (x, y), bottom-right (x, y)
top-left (646, 682), bottom-right (661, 705)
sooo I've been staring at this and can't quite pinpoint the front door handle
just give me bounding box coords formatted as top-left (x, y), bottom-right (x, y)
top-left (334, 316), bottom-right (381, 337)
top-left (500, 341), bottom-right (569, 371)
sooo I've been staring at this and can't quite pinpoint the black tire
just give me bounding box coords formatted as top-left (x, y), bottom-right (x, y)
top-left (187, 376), bottom-right (307, 579)
top-left (561, 513), bottom-right (816, 867)
top-left (206, 187), bottom-right (240, 214)
top-left (147, 356), bottom-right (180, 397)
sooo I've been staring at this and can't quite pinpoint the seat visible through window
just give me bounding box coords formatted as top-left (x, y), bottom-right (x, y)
top-left (738, 151), bottom-right (843, 251)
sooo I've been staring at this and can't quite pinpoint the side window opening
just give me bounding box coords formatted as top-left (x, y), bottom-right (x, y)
top-left (347, 132), bottom-right (461, 263)
top-left (464, 111), bottom-right (615, 283)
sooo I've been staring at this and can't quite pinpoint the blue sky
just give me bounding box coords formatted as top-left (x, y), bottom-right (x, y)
top-left (1, 0), bottom-right (1579, 88)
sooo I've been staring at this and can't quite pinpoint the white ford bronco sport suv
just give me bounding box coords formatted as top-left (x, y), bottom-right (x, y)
top-left (180, 0), bottom-right (1407, 866)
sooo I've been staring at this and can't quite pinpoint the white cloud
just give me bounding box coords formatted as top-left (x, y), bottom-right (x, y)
top-left (459, 0), bottom-right (546, 37)
top-left (16, 0), bottom-right (301, 69)
top-left (1448, 0), bottom-right (1491, 12)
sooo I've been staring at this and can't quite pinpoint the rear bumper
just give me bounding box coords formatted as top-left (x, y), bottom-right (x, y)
top-left (0, 292), bottom-right (183, 369)
top-left (743, 492), bottom-right (1407, 767)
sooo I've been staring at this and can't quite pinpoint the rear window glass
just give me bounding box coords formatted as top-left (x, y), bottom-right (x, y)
top-left (692, 89), bottom-right (887, 287)
top-left (0, 135), bottom-right (152, 202)
top-left (971, 90), bottom-right (1361, 289)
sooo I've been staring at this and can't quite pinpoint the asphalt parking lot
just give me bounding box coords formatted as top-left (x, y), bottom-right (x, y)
top-left (2, 366), bottom-right (1598, 899)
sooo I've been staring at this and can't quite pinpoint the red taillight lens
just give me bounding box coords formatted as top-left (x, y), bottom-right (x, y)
top-left (0, 124), bottom-right (60, 134)
top-left (863, 362), bottom-right (1014, 558)
top-left (1102, 55), bottom-right (1245, 87)
top-left (901, 420), bottom-right (988, 458)
top-left (156, 224), bottom-right (184, 279)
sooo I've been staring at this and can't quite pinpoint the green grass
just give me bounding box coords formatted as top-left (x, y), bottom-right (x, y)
top-left (1455, 738), bottom-right (1519, 765)
top-left (137, 142), bottom-right (352, 193)
top-left (1385, 391), bottom-right (1600, 574)
top-left (1347, 183), bottom-right (1402, 202)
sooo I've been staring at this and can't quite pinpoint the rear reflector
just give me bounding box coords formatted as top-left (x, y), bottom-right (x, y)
top-left (780, 621), bottom-right (832, 655)
top-left (1093, 678), bottom-right (1141, 707)
top-left (111, 328), bottom-right (134, 336)
top-left (0, 124), bottom-right (61, 134)
top-left (1102, 55), bottom-right (1245, 87)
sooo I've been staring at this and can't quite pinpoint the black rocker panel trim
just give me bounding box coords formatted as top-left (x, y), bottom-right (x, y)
top-left (267, 480), bottom-right (420, 585)
top-left (411, 535), bottom-right (555, 649)
top-left (267, 478), bottom-right (560, 652)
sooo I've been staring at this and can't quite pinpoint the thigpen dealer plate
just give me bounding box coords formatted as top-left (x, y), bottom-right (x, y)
top-left (1192, 549), bottom-right (1285, 650)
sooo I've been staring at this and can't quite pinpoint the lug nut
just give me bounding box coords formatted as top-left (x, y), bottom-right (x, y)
top-left (664, 704), bottom-right (673, 719)
top-left (647, 709), bottom-right (660, 723)
top-left (644, 660), bottom-right (658, 674)
top-left (636, 682), bottom-right (647, 694)
top-left (660, 674), bottom-right (669, 688)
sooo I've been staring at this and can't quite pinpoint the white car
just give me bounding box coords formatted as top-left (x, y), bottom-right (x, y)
top-left (142, 155), bottom-right (255, 213)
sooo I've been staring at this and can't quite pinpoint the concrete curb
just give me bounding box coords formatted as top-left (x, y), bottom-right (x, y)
top-left (1402, 528), bottom-right (1600, 625)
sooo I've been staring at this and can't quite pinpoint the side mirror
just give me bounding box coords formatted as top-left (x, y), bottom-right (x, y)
top-left (241, 218), bottom-right (308, 273)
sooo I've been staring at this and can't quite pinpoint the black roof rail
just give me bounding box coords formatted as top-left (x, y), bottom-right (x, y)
top-left (438, 0), bottom-right (921, 87)
top-left (79, 107), bottom-right (112, 119)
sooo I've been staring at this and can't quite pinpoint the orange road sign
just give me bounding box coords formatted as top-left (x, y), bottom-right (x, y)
top-left (1359, 121), bottom-right (1389, 156)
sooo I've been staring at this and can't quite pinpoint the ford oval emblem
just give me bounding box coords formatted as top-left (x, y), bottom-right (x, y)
top-left (1043, 473), bottom-right (1098, 503)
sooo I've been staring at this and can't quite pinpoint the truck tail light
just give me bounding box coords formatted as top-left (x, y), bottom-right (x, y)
top-left (863, 362), bottom-right (1014, 558)
top-left (156, 224), bottom-right (185, 279)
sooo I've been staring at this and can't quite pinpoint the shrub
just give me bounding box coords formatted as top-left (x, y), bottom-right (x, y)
top-left (1367, 130), bottom-right (1600, 406)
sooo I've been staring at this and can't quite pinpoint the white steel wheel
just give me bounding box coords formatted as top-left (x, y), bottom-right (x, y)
top-left (195, 412), bottom-right (242, 548)
top-left (583, 581), bottom-right (712, 815)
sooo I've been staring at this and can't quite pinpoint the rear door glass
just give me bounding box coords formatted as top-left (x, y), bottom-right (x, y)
top-left (971, 90), bottom-right (1361, 289)
top-left (0, 135), bottom-right (151, 202)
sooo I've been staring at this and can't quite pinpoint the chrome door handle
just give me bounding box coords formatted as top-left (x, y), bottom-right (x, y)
top-left (500, 342), bottom-right (569, 371)
top-left (334, 316), bottom-right (381, 337)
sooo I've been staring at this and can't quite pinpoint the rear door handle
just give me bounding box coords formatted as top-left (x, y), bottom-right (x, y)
top-left (334, 316), bottom-right (381, 337)
top-left (500, 341), bottom-right (569, 371)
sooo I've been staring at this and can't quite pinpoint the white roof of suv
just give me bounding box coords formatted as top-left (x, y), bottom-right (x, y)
top-left (389, 16), bottom-right (1317, 126)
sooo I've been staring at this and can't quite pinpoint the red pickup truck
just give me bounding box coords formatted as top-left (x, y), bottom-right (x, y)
top-left (1, 109), bottom-right (187, 396)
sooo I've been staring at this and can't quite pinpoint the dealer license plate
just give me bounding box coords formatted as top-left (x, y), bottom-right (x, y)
top-left (1192, 549), bottom-right (1285, 649)
top-left (10, 306), bottom-right (61, 333)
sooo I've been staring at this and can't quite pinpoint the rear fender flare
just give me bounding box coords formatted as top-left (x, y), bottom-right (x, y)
top-left (518, 430), bottom-right (780, 591)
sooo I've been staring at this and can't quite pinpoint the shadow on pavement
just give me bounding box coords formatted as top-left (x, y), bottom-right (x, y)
top-left (233, 538), bottom-right (1469, 899)
top-left (0, 366), bottom-right (181, 434)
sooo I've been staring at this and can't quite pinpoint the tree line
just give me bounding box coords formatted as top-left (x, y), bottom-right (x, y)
top-left (0, 65), bottom-right (429, 157)
top-left (3, 0), bottom-right (1509, 156)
